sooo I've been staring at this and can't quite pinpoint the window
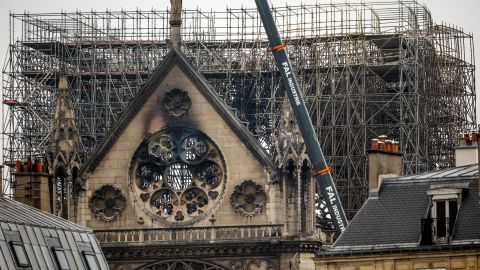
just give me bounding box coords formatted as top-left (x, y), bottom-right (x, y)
top-left (426, 187), bottom-right (462, 243)
top-left (52, 247), bottom-right (70, 270)
top-left (82, 251), bottom-right (100, 270)
top-left (129, 127), bottom-right (226, 225)
top-left (10, 241), bottom-right (30, 267)
top-left (432, 200), bottom-right (458, 241)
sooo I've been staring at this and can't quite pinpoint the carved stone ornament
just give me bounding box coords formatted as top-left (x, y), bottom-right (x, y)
top-left (113, 263), bottom-right (131, 270)
top-left (139, 260), bottom-right (225, 270)
top-left (230, 180), bottom-right (267, 217)
top-left (229, 259), bottom-right (276, 270)
top-left (230, 260), bottom-right (244, 270)
top-left (129, 127), bottom-right (227, 226)
top-left (247, 259), bottom-right (276, 270)
top-left (90, 185), bottom-right (127, 222)
top-left (161, 88), bottom-right (191, 118)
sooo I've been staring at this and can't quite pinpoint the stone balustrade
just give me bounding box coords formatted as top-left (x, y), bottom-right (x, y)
top-left (95, 224), bottom-right (283, 244)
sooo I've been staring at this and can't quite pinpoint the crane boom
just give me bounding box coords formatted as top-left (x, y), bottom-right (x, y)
top-left (254, 0), bottom-right (348, 235)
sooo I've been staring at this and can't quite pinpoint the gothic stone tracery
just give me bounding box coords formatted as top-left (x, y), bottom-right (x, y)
top-left (230, 180), bottom-right (267, 217)
top-left (129, 127), bottom-right (226, 225)
top-left (90, 185), bottom-right (127, 222)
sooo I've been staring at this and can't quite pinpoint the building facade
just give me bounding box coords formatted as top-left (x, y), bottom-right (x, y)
top-left (318, 141), bottom-right (480, 270)
top-left (70, 48), bottom-right (325, 270)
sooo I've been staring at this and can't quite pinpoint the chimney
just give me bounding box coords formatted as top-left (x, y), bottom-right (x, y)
top-left (13, 158), bottom-right (51, 212)
top-left (368, 135), bottom-right (403, 197)
top-left (454, 133), bottom-right (478, 167)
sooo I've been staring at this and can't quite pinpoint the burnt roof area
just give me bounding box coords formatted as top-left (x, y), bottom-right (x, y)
top-left (0, 198), bottom-right (108, 269)
top-left (332, 164), bottom-right (480, 253)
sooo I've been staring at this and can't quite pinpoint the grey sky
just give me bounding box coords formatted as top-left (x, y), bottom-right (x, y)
top-left (1, 0), bottom-right (479, 120)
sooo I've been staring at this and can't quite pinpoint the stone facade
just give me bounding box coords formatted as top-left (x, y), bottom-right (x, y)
top-left (74, 49), bottom-right (322, 269)
top-left (78, 65), bottom-right (274, 229)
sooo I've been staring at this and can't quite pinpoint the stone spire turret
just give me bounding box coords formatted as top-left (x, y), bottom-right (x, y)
top-left (274, 97), bottom-right (306, 167)
top-left (48, 74), bottom-right (83, 219)
top-left (273, 97), bottom-right (317, 237)
top-left (169, 0), bottom-right (182, 48)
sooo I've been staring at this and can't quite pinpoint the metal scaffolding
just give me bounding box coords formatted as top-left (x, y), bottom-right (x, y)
top-left (2, 1), bottom-right (476, 218)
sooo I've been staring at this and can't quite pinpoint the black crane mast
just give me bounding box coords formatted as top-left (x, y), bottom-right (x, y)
top-left (254, 0), bottom-right (348, 235)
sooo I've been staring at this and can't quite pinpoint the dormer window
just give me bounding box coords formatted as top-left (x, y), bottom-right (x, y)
top-left (425, 187), bottom-right (463, 244)
top-left (82, 251), bottom-right (100, 270)
top-left (53, 247), bottom-right (71, 270)
top-left (10, 241), bottom-right (30, 267)
top-left (432, 199), bottom-right (458, 241)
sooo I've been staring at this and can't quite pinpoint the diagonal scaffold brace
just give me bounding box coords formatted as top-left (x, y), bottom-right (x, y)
top-left (255, 0), bottom-right (348, 235)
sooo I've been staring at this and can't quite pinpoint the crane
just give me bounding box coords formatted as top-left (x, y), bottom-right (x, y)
top-left (254, 0), bottom-right (348, 235)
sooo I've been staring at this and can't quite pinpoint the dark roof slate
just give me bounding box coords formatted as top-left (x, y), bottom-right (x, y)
top-left (334, 164), bottom-right (480, 249)
top-left (80, 47), bottom-right (275, 176)
top-left (452, 178), bottom-right (480, 243)
top-left (334, 181), bottom-right (430, 248)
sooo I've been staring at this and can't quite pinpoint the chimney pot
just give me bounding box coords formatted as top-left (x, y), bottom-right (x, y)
top-left (459, 133), bottom-right (467, 146)
top-left (15, 160), bottom-right (22, 172)
top-left (385, 140), bottom-right (392, 152)
top-left (471, 133), bottom-right (478, 146)
top-left (371, 139), bottom-right (379, 150)
top-left (392, 141), bottom-right (399, 153)
top-left (378, 141), bottom-right (385, 151)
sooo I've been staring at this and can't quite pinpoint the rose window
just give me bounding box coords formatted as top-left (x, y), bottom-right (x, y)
top-left (130, 127), bottom-right (226, 225)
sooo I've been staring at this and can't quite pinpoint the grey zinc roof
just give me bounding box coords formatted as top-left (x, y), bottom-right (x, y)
top-left (334, 164), bottom-right (480, 250)
top-left (0, 198), bottom-right (90, 232)
top-left (0, 198), bottom-right (109, 269)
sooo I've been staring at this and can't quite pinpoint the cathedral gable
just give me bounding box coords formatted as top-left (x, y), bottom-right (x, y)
top-left (79, 49), bottom-right (277, 229)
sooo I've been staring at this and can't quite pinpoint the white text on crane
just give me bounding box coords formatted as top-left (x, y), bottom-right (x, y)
top-left (282, 62), bottom-right (301, 106)
top-left (326, 186), bottom-right (346, 232)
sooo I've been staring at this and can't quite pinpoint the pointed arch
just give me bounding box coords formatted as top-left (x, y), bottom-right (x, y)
top-left (54, 166), bottom-right (68, 218)
top-left (286, 159), bottom-right (296, 184)
top-left (300, 159), bottom-right (313, 233)
top-left (137, 259), bottom-right (228, 270)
